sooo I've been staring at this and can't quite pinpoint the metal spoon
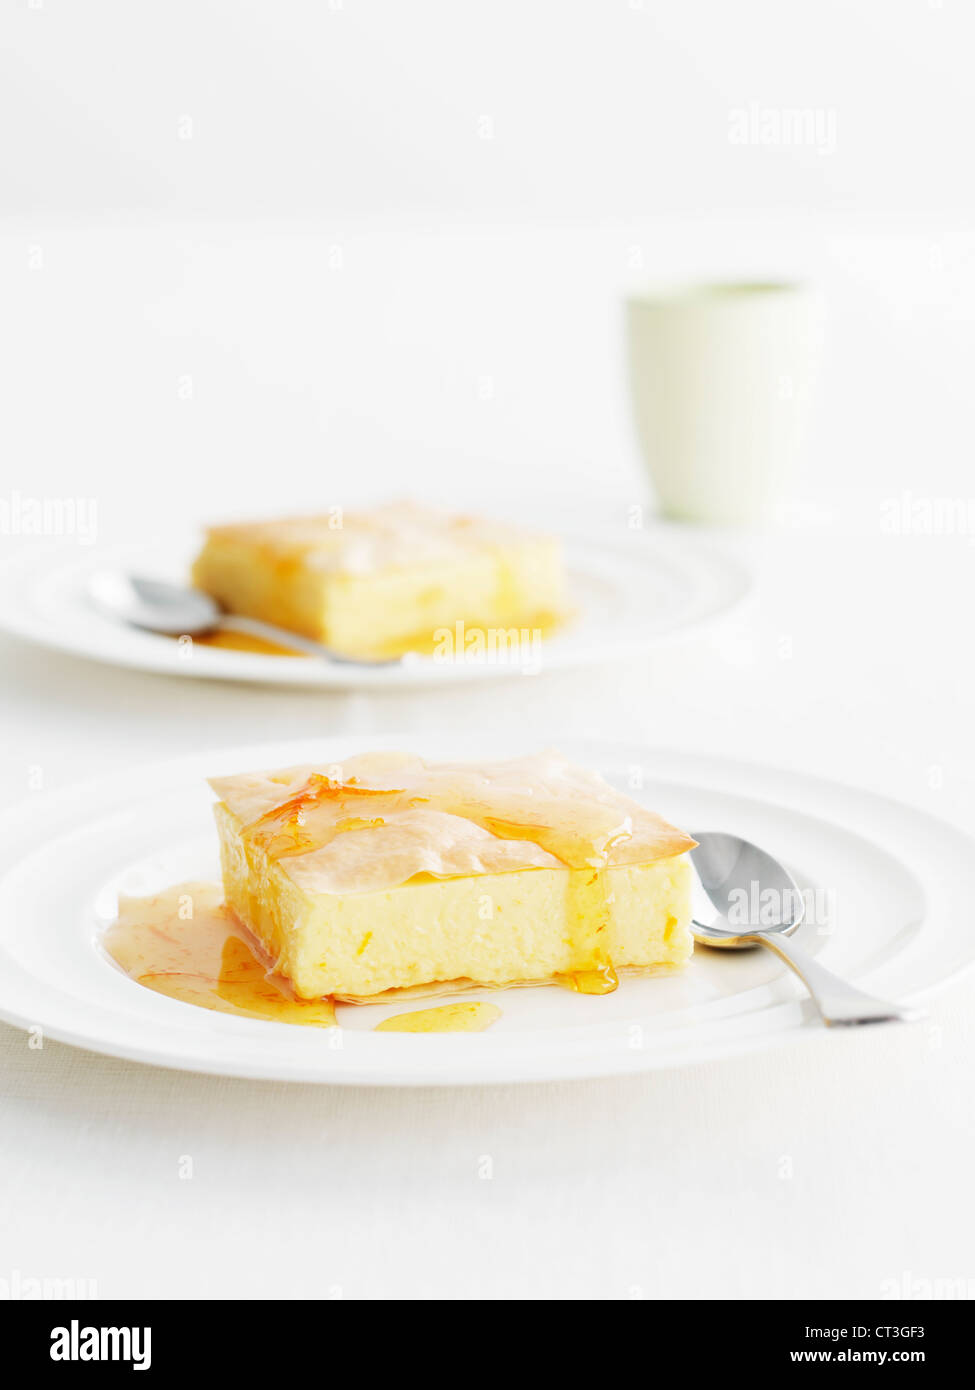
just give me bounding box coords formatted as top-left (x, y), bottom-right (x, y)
top-left (690, 830), bottom-right (921, 1027)
top-left (86, 572), bottom-right (403, 666)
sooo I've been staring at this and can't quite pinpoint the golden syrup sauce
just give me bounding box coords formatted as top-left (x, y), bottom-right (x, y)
top-left (195, 624), bottom-right (566, 661)
top-left (243, 776), bottom-right (405, 860)
top-left (182, 612), bottom-right (568, 663)
top-left (555, 867), bottom-right (619, 996)
top-left (354, 608), bottom-right (568, 661)
top-left (102, 882), bottom-right (337, 1028)
top-left (374, 1002), bottom-right (502, 1033)
top-left (172, 630), bottom-right (309, 657)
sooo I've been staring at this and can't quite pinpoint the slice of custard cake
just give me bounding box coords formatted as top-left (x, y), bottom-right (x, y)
top-left (191, 502), bottom-right (566, 659)
top-left (209, 750), bottom-right (696, 1001)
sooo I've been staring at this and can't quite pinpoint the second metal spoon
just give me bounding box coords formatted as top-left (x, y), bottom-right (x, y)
top-left (87, 572), bottom-right (403, 667)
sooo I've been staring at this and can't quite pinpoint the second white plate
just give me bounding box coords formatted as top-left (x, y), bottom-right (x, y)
top-left (0, 527), bottom-right (749, 688)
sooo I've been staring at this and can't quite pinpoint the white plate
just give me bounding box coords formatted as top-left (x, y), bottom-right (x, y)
top-left (0, 735), bottom-right (971, 1085)
top-left (0, 529), bottom-right (748, 688)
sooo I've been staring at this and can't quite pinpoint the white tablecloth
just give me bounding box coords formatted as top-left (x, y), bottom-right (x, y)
top-left (2, 517), bottom-right (972, 1300)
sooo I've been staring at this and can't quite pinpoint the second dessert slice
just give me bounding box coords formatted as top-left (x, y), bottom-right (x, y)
top-left (191, 502), bottom-right (566, 659)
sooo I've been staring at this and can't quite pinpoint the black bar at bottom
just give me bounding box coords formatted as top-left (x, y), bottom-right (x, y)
top-left (0, 1297), bottom-right (965, 1377)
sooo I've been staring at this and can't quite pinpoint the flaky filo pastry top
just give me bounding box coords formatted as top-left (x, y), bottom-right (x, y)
top-left (209, 750), bottom-right (696, 896)
top-left (197, 501), bottom-right (556, 576)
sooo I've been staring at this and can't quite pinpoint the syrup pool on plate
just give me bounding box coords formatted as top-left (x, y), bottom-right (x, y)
top-left (102, 882), bottom-right (338, 1027)
top-left (375, 1002), bottom-right (501, 1033)
top-left (177, 631), bottom-right (306, 657)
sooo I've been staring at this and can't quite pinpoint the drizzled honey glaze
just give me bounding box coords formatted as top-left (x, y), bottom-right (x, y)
top-left (553, 868), bottom-right (618, 996)
top-left (363, 610), bottom-right (566, 661)
top-left (243, 775), bottom-right (402, 860)
top-left (375, 1002), bottom-right (502, 1033)
top-left (173, 631), bottom-right (308, 657)
top-left (102, 882), bottom-right (337, 1027)
top-left (244, 773), bottom-right (632, 995)
top-left (177, 616), bottom-right (567, 662)
top-left (244, 777), bottom-right (628, 869)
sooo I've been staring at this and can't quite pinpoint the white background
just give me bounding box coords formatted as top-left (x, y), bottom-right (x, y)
top-left (1, 1), bottom-right (974, 1300)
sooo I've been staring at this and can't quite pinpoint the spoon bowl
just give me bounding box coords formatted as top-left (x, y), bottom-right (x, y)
top-left (690, 830), bottom-right (804, 948)
top-left (689, 830), bottom-right (921, 1026)
top-left (89, 572), bottom-right (222, 636)
top-left (86, 571), bottom-right (403, 666)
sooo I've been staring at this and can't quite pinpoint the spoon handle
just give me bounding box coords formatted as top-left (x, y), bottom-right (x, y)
top-left (752, 933), bottom-right (922, 1027)
top-left (217, 614), bottom-right (401, 667)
